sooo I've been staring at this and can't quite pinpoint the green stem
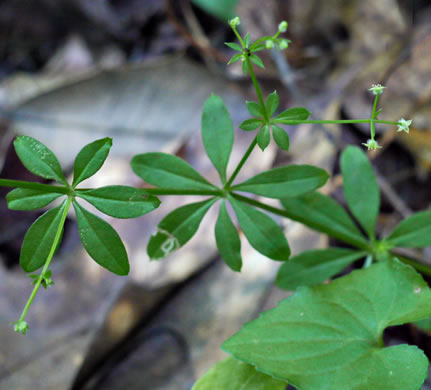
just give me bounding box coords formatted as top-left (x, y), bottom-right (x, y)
top-left (225, 136), bottom-right (258, 188)
top-left (246, 56), bottom-right (268, 121)
top-left (370, 94), bottom-right (380, 140)
top-left (0, 178), bottom-right (70, 194)
top-left (363, 255), bottom-right (373, 268)
top-left (17, 196), bottom-right (72, 324)
top-left (275, 119), bottom-right (400, 126)
top-left (232, 26), bottom-right (245, 48)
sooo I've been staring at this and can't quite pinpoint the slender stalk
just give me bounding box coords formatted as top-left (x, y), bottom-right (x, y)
top-left (369, 94), bottom-right (381, 140)
top-left (0, 178), bottom-right (70, 194)
top-left (275, 119), bottom-right (399, 126)
top-left (17, 196), bottom-right (72, 324)
top-left (246, 56), bottom-right (268, 120)
top-left (363, 255), bottom-right (373, 268)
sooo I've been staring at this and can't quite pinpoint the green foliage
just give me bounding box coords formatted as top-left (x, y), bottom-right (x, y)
top-left (257, 124), bottom-right (270, 151)
top-left (271, 125), bottom-right (290, 151)
top-left (7, 188), bottom-right (62, 210)
top-left (386, 210), bottom-right (431, 248)
top-left (191, 0), bottom-right (238, 21)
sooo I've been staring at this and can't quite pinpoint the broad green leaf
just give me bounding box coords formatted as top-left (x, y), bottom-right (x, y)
top-left (131, 153), bottom-right (216, 191)
top-left (265, 91), bottom-right (279, 117)
top-left (215, 200), bottom-right (242, 272)
top-left (341, 146), bottom-right (380, 238)
top-left (7, 188), bottom-right (62, 210)
top-left (20, 200), bottom-right (67, 272)
top-left (273, 107), bottom-right (310, 122)
top-left (229, 196), bottom-right (290, 261)
top-left (239, 118), bottom-right (263, 131)
top-left (73, 201), bottom-right (129, 275)
top-left (202, 94), bottom-right (234, 183)
top-left (276, 248), bottom-right (366, 290)
top-left (192, 357), bottom-right (286, 390)
top-left (233, 165), bottom-right (328, 199)
top-left (224, 42), bottom-right (242, 51)
top-left (77, 186), bottom-right (160, 219)
top-left (272, 125), bottom-right (289, 151)
top-left (148, 198), bottom-right (217, 260)
top-left (281, 192), bottom-right (368, 248)
top-left (415, 316), bottom-right (431, 333)
top-left (191, 0), bottom-right (238, 21)
top-left (246, 101), bottom-right (265, 118)
top-left (386, 210), bottom-right (431, 248)
top-left (72, 137), bottom-right (112, 187)
top-left (250, 54), bottom-right (264, 68)
top-left (223, 259), bottom-right (431, 390)
top-left (227, 53), bottom-right (242, 65)
top-left (257, 125), bottom-right (270, 151)
top-left (14, 136), bottom-right (67, 184)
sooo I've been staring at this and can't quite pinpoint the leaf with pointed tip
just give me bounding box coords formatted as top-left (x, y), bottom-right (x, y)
top-left (20, 200), bottom-right (67, 272)
top-left (246, 101), bottom-right (265, 118)
top-left (250, 54), bottom-right (264, 68)
top-left (233, 165), bottom-right (328, 199)
top-left (131, 153), bottom-right (216, 191)
top-left (73, 201), bottom-right (129, 275)
top-left (386, 210), bottom-right (431, 248)
top-left (281, 192), bottom-right (368, 249)
top-left (223, 259), bottom-right (431, 390)
top-left (228, 53), bottom-right (243, 65)
top-left (192, 357), bottom-right (286, 390)
top-left (273, 107), bottom-right (310, 122)
top-left (265, 91), bottom-right (279, 117)
top-left (7, 188), bottom-right (62, 210)
top-left (148, 198), bottom-right (217, 260)
top-left (77, 186), bottom-right (160, 219)
top-left (215, 200), bottom-right (242, 271)
top-left (276, 248), bottom-right (367, 290)
top-left (341, 146), bottom-right (380, 238)
top-left (244, 33), bottom-right (250, 48)
top-left (239, 118), bottom-right (263, 131)
top-left (257, 125), bottom-right (270, 151)
top-left (202, 94), bottom-right (234, 183)
top-left (229, 196), bottom-right (290, 261)
top-left (272, 125), bottom-right (290, 151)
top-left (14, 136), bottom-right (67, 184)
top-left (224, 42), bottom-right (242, 51)
top-left (72, 137), bottom-right (112, 187)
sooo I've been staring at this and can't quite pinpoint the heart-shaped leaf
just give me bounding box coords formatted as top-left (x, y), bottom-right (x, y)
top-left (7, 188), bottom-right (62, 211)
top-left (386, 210), bottom-right (431, 248)
top-left (223, 259), bottom-right (431, 390)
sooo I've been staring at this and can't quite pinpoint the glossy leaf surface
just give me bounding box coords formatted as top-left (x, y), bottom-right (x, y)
top-left (7, 188), bottom-right (62, 210)
top-left (386, 210), bottom-right (431, 248)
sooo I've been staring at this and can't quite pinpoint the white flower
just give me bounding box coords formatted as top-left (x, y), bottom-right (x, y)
top-left (362, 139), bottom-right (382, 151)
top-left (278, 21), bottom-right (288, 33)
top-left (397, 118), bottom-right (412, 134)
top-left (229, 16), bottom-right (240, 28)
top-left (368, 84), bottom-right (385, 95)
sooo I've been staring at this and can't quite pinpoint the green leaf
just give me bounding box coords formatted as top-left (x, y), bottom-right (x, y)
top-left (223, 259), bottom-right (431, 390)
top-left (386, 210), bottom-right (431, 248)
top-left (239, 118), bottom-right (263, 131)
top-left (148, 198), bottom-right (217, 260)
top-left (257, 125), bottom-right (270, 151)
top-left (72, 137), bottom-right (112, 187)
top-left (229, 196), bottom-right (290, 261)
top-left (215, 200), bottom-right (242, 272)
top-left (191, 0), bottom-right (238, 21)
top-left (73, 201), bottom-right (129, 275)
top-left (225, 42), bottom-right (242, 51)
top-left (246, 101), bottom-right (265, 118)
top-left (244, 33), bottom-right (250, 49)
top-left (20, 200), bottom-right (67, 272)
top-left (202, 94), bottom-right (234, 183)
top-left (273, 107), bottom-right (310, 122)
top-left (341, 146), bottom-right (380, 238)
top-left (281, 192), bottom-right (368, 248)
top-left (228, 53), bottom-right (243, 65)
top-left (77, 186), bottom-right (160, 219)
top-left (250, 54), bottom-right (264, 68)
top-left (242, 60), bottom-right (248, 75)
top-left (131, 153), bottom-right (216, 191)
top-left (272, 125), bottom-right (290, 151)
top-left (192, 357), bottom-right (286, 390)
top-left (14, 136), bottom-right (67, 184)
top-left (233, 165), bottom-right (328, 199)
top-left (265, 91), bottom-right (279, 117)
top-left (7, 188), bottom-right (62, 210)
top-left (276, 248), bottom-right (367, 290)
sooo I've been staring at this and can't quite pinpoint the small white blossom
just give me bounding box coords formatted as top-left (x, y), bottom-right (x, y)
top-left (368, 84), bottom-right (385, 95)
top-left (266, 40), bottom-right (274, 49)
top-left (362, 139), bottom-right (382, 151)
top-left (397, 118), bottom-right (412, 134)
top-left (278, 21), bottom-right (288, 33)
top-left (229, 16), bottom-right (240, 28)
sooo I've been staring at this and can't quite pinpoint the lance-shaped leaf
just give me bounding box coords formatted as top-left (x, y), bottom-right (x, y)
top-left (386, 210), bottom-right (431, 248)
top-left (233, 165), bottom-right (328, 199)
top-left (148, 198), bottom-right (217, 260)
top-left (341, 146), bottom-right (380, 238)
top-left (7, 188), bottom-right (62, 211)
top-left (131, 153), bottom-right (216, 191)
top-left (276, 248), bottom-right (367, 290)
top-left (257, 125), bottom-right (270, 151)
top-left (272, 125), bottom-right (290, 151)
top-left (72, 137), bottom-right (112, 187)
top-left (223, 259), bottom-right (431, 390)
top-left (20, 200), bottom-right (67, 272)
top-left (73, 201), bottom-right (129, 275)
top-left (281, 192), bottom-right (368, 248)
top-left (265, 91), bottom-right (279, 117)
top-left (215, 200), bottom-right (242, 272)
top-left (246, 101), bottom-right (265, 118)
top-left (77, 186), bottom-right (160, 219)
top-left (239, 118), bottom-right (263, 131)
top-left (229, 196), bottom-right (290, 261)
top-left (273, 107), bottom-right (310, 122)
top-left (202, 94), bottom-right (234, 184)
top-left (192, 357), bottom-right (286, 390)
top-left (14, 136), bottom-right (67, 184)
